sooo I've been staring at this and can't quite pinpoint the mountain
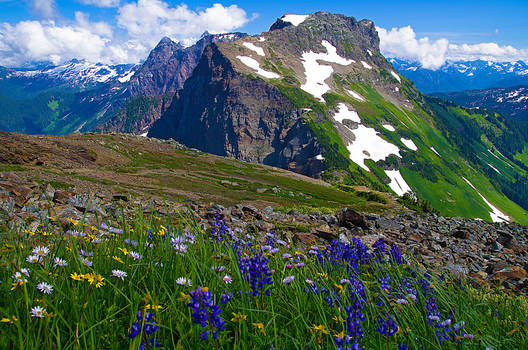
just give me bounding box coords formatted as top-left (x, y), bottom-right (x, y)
top-left (0, 60), bottom-right (136, 99)
top-left (149, 12), bottom-right (528, 223)
top-left (0, 32), bottom-right (246, 135)
top-left (432, 85), bottom-right (528, 121)
top-left (390, 58), bottom-right (528, 93)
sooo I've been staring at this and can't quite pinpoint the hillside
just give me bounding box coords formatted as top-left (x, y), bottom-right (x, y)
top-left (149, 12), bottom-right (528, 224)
top-left (0, 131), bottom-right (396, 214)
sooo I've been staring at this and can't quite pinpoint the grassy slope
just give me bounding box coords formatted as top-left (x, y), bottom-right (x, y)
top-left (0, 133), bottom-right (397, 215)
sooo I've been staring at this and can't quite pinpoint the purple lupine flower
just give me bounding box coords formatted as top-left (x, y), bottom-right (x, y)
top-left (128, 310), bottom-right (160, 348)
top-left (238, 252), bottom-right (273, 297)
top-left (390, 244), bottom-right (404, 264)
top-left (376, 314), bottom-right (398, 337)
top-left (187, 286), bottom-right (226, 340)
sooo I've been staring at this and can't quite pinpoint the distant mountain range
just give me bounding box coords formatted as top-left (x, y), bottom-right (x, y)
top-left (433, 85), bottom-right (528, 121)
top-left (0, 60), bottom-right (136, 99)
top-left (389, 58), bottom-right (528, 93)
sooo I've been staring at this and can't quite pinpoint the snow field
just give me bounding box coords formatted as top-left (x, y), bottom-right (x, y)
top-left (300, 41), bottom-right (354, 101)
top-left (382, 124), bottom-right (396, 132)
top-left (236, 56), bottom-right (280, 79)
top-left (400, 138), bottom-right (418, 151)
top-left (281, 14), bottom-right (309, 26)
top-left (462, 177), bottom-right (509, 223)
top-left (346, 89), bottom-right (366, 102)
top-left (385, 170), bottom-right (412, 196)
top-left (242, 42), bottom-right (265, 56)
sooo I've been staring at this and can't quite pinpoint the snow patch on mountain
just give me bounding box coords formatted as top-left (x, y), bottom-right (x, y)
top-left (386, 169), bottom-right (412, 196)
top-left (300, 40), bottom-right (354, 101)
top-left (332, 103), bottom-right (360, 123)
top-left (118, 70), bottom-right (135, 83)
top-left (401, 138), bottom-right (418, 151)
top-left (361, 61), bottom-right (372, 70)
top-left (243, 42), bottom-right (265, 56)
top-left (281, 14), bottom-right (309, 26)
top-left (391, 70), bottom-right (401, 83)
top-left (346, 89), bottom-right (366, 102)
top-left (382, 124), bottom-right (395, 132)
top-left (430, 146), bottom-right (441, 157)
top-left (462, 177), bottom-right (509, 223)
top-left (236, 56), bottom-right (280, 79)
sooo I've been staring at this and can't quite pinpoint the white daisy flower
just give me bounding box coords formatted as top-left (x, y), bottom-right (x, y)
top-left (173, 244), bottom-right (188, 254)
top-left (175, 277), bottom-right (192, 286)
top-left (12, 272), bottom-right (27, 283)
top-left (20, 268), bottom-right (30, 277)
top-left (129, 251), bottom-right (142, 260)
top-left (26, 255), bottom-right (40, 264)
top-left (111, 270), bottom-right (127, 281)
top-left (53, 257), bottom-right (68, 267)
top-left (36, 282), bottom-right (53, 295)
top-left (30, 306), bottom-right (46, 318)
top-left (212, 265), bottom-right (226, 272)
top-left (222, 275), bottom-right (232, 284)
top-left (32, 246), bottom-right (49, 257)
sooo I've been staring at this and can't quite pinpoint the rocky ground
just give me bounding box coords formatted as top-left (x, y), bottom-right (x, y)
top-left (1, 170), bottom-right (527, 295)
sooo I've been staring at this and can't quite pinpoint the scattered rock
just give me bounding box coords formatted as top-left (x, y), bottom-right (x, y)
top-left (337, 208), bottom-right (368, 229)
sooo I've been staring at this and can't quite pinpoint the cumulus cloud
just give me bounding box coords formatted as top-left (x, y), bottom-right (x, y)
top-left (0, 19), bottom-right (111, 66)
top-left (377, 25), bottom-right (528, 70)
top-left (117, 0), bottom-right (254, 49)
top-left (0, 1), bottom-right (254, 67)
top-left (31, 0), bottom-right (57, 19)
top-left (78, 0), bottom-right (120, 8)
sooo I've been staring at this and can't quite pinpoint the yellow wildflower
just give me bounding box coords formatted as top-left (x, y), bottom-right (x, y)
top-left (1, 318), bottom-right (12, 323)
top-left (146, 304), bottom-right (163, 311)
top-left (118, 247), bottom-right (129, 256)
top-left (69, 218), bottom-right (78, 226)
top-left (332, 315), bottom-right (345, 323)
top-left (252, 322), bottom-right (266, 335)
top-left (84, 273), bottom-right (105, 288)
top-left (311, 324), bottom-right (330, 335)
top-left (112, 256), bottom-right (124, 264)
top-left (70, 272), bottom-right (84, 281)
top-left (334, 331), bottom-right (346, 340)
top-left (11, 281), bottom-right (26, 290)
top-left (231, 312), bottom-right (248, 322)
top-left (318, 272), bottom-right (328, 280)
top-left (334, 283), bottom-right (345, 295)
top-left (177, 292), bottom-right (190, 303)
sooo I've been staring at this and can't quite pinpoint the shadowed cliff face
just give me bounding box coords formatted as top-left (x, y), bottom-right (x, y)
top-left (149, 44), bottom-right (324, 176)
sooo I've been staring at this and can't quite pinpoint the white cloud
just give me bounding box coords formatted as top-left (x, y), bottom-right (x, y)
top-left (377, 25), bottom-right (528, 70)
top-left (0, 1), bottom-right (254, 67)
top-left (31, 0), bottom-right (57, 19)
top-left (117, 0), bottom-right (254, 49)
top-left (78, 0), bottom-right (120, 7)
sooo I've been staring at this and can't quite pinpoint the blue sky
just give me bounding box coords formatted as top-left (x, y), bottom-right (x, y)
top-left (0, 0), bottom-right (527, 68)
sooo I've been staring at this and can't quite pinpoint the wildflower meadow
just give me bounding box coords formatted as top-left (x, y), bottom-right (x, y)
top-left (1, 210), bottom-right (527, 349)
